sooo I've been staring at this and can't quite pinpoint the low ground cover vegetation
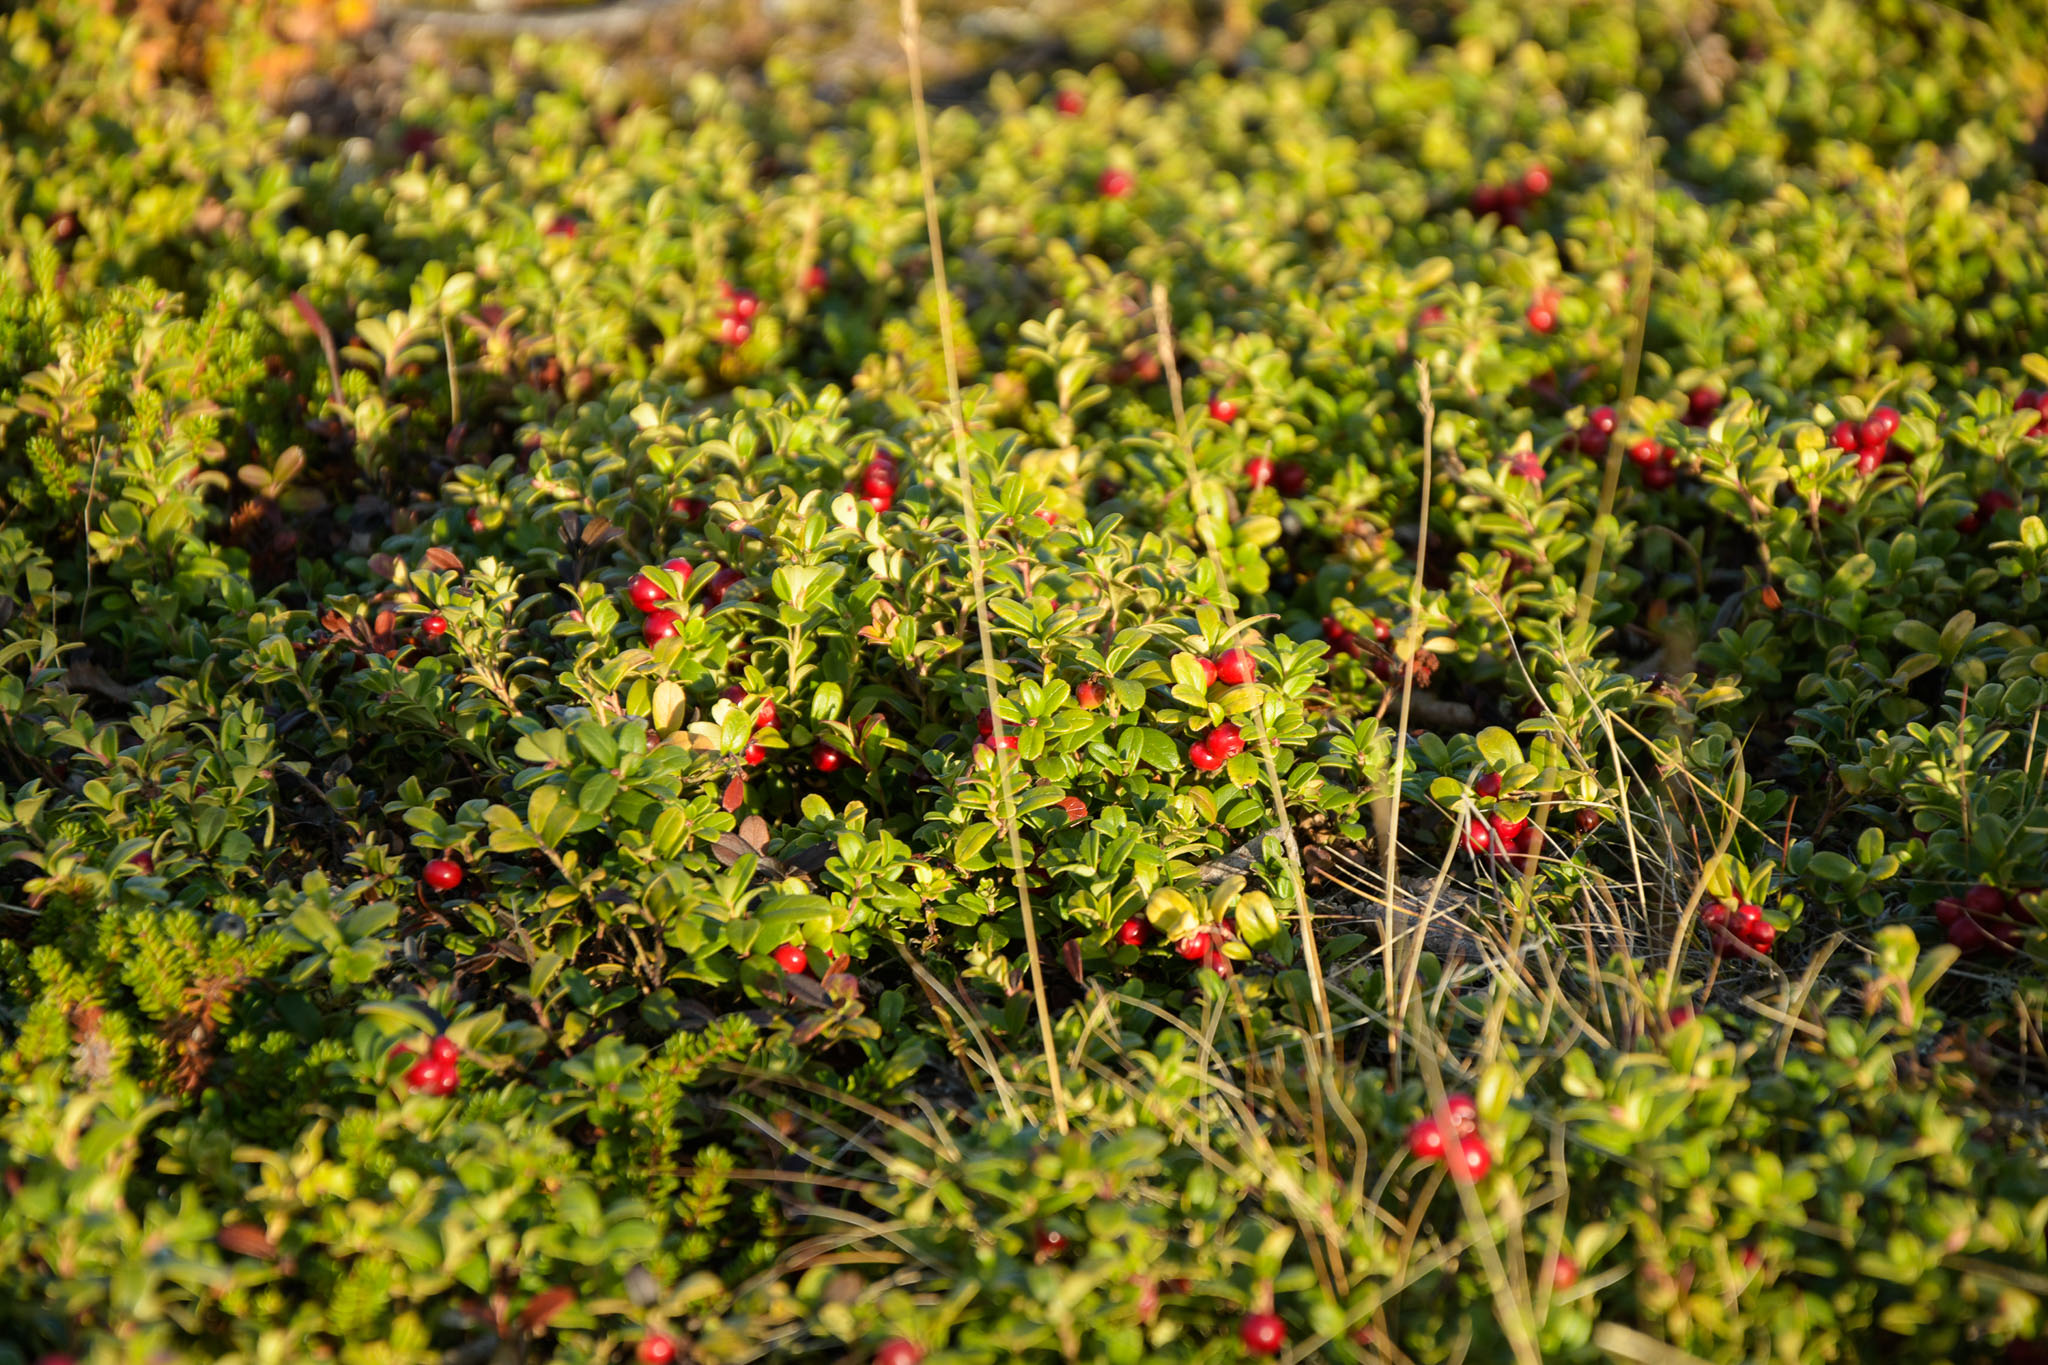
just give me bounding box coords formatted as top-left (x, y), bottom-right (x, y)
top-left (4, 0), bottom-right (2048, 1360)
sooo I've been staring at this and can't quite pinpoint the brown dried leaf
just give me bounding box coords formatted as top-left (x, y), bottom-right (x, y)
top-left (424, 547), bottom-right (465, 574)
top-left (218, 1223), bottom-right (278, 1260)
top-left (516, 1286), bottom-right (576, 1335)
top-left (738, 815), bottom-right (770, 852)
top-left (1061, 938), bottom-right (1086, 986)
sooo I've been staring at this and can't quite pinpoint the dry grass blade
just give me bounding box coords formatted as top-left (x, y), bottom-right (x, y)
top-left (899, 0), bottom-right (1067, 1134)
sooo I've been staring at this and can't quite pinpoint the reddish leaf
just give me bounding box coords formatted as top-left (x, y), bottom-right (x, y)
top-left (424, 547), bottom-right (465, 573)
top-left (723, 775), bottom-right (747, 813)
top-left (516, 1286), bottom-right (576, 1335)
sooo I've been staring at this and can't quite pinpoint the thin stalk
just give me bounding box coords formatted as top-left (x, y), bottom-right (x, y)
top-left (899, 0), bottom-right (1067, 1133)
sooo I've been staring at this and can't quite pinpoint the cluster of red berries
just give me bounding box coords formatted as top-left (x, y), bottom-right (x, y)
top-left (1829, 405), bottom-right (1903, 475)
top-left (1174, 917), bottom-right (1240, 976)
top-left (844, 449), bottom-right (901, 513)
top-left (973, 704), bottom-right (1019, 762)
top-left (1566, 405), bottom-right (1618, 456)
top-left (1406, 1092), bottom-right (1494, 1181)
top-left (1321, 613), bottom-right (1391, 659)
top-left (714, 281), bottom-right (759, 346)
top-left (1627, 436), bottom-right (1679, 490)
top-left (1469, 165), bottom-right (1553, 228)
top-left (1680, 386), bottom-right (1722, 427)
top-left (1462, 771), bottom-right (1540, 870)
top-left (723, 683), bottom-right (777, 766)
top-left (1098, 167), bottom-right (1135, 198)
top-left (1526, 286), bottom-right (1560, 335)
top-left (1700, 899), bottom-right (1776, 956)
top-left (1935, 885), bottom-right (2030, 953)
top-left (1957, 488), bottom-right (2017, 534)
top-left (1244, 453), bottom-right (1307, 496)
top-left (1185, 648), bottom-right (1258, 770)
top-left (393, 1035), bottom-right (461, 1096)
top-left (629, 558), bottom-right (744, 645)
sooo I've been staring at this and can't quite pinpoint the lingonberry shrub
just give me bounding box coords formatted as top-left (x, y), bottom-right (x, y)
top-left (2, 2), bottom-right (2047, 1362)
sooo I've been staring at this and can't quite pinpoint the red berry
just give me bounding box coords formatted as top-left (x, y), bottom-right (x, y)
top-left (1195, 655), bottom-right (1220, 687)
top-left (705, 565), bottom-right (744, 605)
top-left (1188, 740), bottom-right (1223, 771)
top-left (1239, 1313), bottom-right (1288, 1356)
top-left (1949, 916), bottom-right (1992, 952)
top-left (874, 1342), bottom-right (925, 1365)
top-left (1054, 89), bottom-right (1085, 116)
top-left (1451, 1135), bottom-right (1493, 1181)
top-left (1587, 406), bottom-right (1617, 434)
top-left (743, 741), bottom-right (767, 765)
top-left (1934, 897), bottom-right (1965, 927)
top-left (978, 708), bottom-right (997, 738)
top-left (1417, 304), bottom-right (1447, 326)
top-left (1175, 932), bottom-right (1211, 960)
top-left (1035, 1228), bottom-right (1069, 1255)
top-left (1059, 795), bottom-right (1088, 824)
top-left (627, 573), bottom-right (667, 613)
top-left (672, 495), bottom-right (708, 522)
top-left (1574, 427), bottom-right (1609, 457)
top-left (404, 1058), bottom-right (448, 1094)
top-left (1207, 722), bottom-right (1245, 761)
top-left (1076, 680), bottom-right (1106, 709)
top-left (812, 744), bottom-right (845, 773)
top-left (1472, 185), bottom-right (1502, 215)
top-left (1406, 1116), bottom-right (1447, 1159)
top-left (1550, 1255), bottom-right (1580, 1290)
top-left (1273, 461), bottom-right (1308, 497)
top-left (1687, 387), bottom-right (1722, 420)
top-left (1746, 920), bottom-right (1777, 953)
top-left (1116, 917), bottom-right (1147, 947)
top-left (803, 264), bottom-right (829, 291)
top-left (864, 488), bottom-right (894, 514)
top-left (988, 734), bottom-right (1019, 752)
top-left (1522, 165), bottom-right (1552, 197)
top-left (1215, 647), bottom-right (1257, 684)
top-left (423, 858), bottom-right (463, 891)
top-left (1963, 885), bottom-right (2008, 917)
top-left (1626, 438), bottom-right (1663, 466)
top-left (1462, 819), bottom-right (1493, 854)
top-left (1863, 405), bottom-right (1900, 441)
top-left (1473, 772), bottom-right (1502, 799)
top-left (1730, 903), bottom-right (1763, 939)
top-left (1831, 420), bottom-right (1860, 452)
top-left (1372, 618), bottom-right (1393, 644)
top-left (2020, 390), bottom-right (2045, 411)
top-left (727, 288), bottom-right (760, 321)
top-left (1209, 395), bottom-right (1239, 423)
top-left (131, 850), bottom-right (155, 874)
top-left (772, 942), bottom-right (808, 974)
top-left (862, 466), bottom-right (897, 499)
top-left (1527, 304), bottom-right (1557, 334)
top-left (643, 609), bottom-right (682, 646)
top-left (1701, 903), bottom-right (1729, 931)
top-left (637, 1337), bottom-right (679, 1365)
top-left (718, 315), bottom-right (752, 346)
top-left (1245, 455), bottom-right (1275, 489)
top-left (1576, 808), bottom-right (1602, 833)
top-left (428, 1035), bottom-right (459, 1064)
top-left (1642, 461), bottom-right (1676, 490)
top-left (1489, 811), bottom-right (1529, 843)
top-left (422, 612), bottom-right (449, 638)
top-left (1098, 168), bottom-right (1134, 198)
top-left (1442, 1093), bottom-right (1478, 1136)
